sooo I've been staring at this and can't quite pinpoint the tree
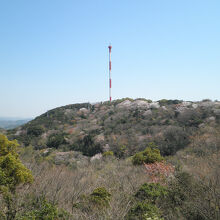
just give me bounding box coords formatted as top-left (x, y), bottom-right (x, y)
top-left (27, 125), bottom-right (45, 137)
top-left (73, 187), bottom-right (111, 215)
top-left (74, 134), bottom-right (103, 156)
top-left (0, 134), bottom-right (33, 219)
top-left (47, 133), bottom-right (66, 149)
top-left (126, 183), bottom-right (166, 220)
top-left (132, 143), bottom-right (164, 165)
top-left (126, 202), bottom-right (163, 220)
top-left (135, 183), bottom-right (167, 203)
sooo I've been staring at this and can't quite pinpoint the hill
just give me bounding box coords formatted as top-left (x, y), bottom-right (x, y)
top-left (7, 98), bottom-right (220, 157)
top-left (2, 98), bottom-right (220, 219)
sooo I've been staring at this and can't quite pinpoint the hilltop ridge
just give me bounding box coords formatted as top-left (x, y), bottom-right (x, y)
top-left (7, 98), bottom-right (220, 157)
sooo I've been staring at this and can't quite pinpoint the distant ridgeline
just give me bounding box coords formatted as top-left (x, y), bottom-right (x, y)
top-left (6, 98), bottom-right (220, 157)
top-left (0, 118), bottom-right (31, 130)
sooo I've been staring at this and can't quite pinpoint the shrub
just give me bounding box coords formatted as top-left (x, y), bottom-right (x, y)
top-left (0, 135), bottom-right (33, 192)
top-left (47, 133), bottom-right (66, 149)
top-left (162, 171), bottom-right (210, 220)
top-left (202, 99), bottom-right (212, 102)
top-left (132, 143), bottom-right (164, 165)
top-left (90, 187), bottom-right (111, 207)
top-left (159, 99), bottom-right (182, 105)
top-left (126, 182), bottom-right (166, 220)
top-left (17, 196), bottom-right (71, 220)
top-left (159, 126), bottom-right (190, 156)
top-left (136, 98), bottom-right (152, 103)
top-left (132, 152), bottom-right (146, 165)
top-left (112, 98), bottom-right (134, 106)
top-left (114, 145), bottom-right (127, 159)
top-left (27, 125), bottom-right (45, 137)
top-left (135, 183), bottom-right (167, 203)
top-left (159, 99), bottom-right (169, 106)
top-left (73, 187), bottom-right (111, 213)
top-left (74, 135), bottom-right (103, 156)
top-left (143, 148), bottom-right (163, 163)
top-left (103, 151), bottom-right (114, 157)
top-left (0, 135), bottom-right (33, 219)
top-left (126, 202), bottom-right (163, 220)
top-left (22, 199), bottom-right (58, 219)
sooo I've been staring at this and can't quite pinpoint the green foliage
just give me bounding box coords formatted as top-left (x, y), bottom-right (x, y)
top-left (159, 171), bottom-right (215, 220)
top-left (47, 133), bottom-right (66, 149)
top-left (132, 152), bottom-right (146, 165)
top-left (0, 135), bottom-right (33, 219)
top-left (132, 143), bottom-right (164, 165)
top-left (20, 200), bottom-right (58, 219)
top-left (0, 211), bottom-right (5, 220)
top-left (126, 202), bottom-right (163, 220)
top-left (27, 125), bottom-right (45, 137)
top-left (0, 134), bottom-right (33, 193)
top-left (202, 99), bottom-right (212, 102)
top-left (73, 187), bottom-right (111, 214)
top-left (114, 145), bottom-right (127, 158)
top-left (127, 183), bottom-right (166, 220)
top-left (74, 134), bottom-right (103, 156)
top-left (159, 99), bottom-right (182, 105)
top-left (166, 172), bottom-right (194, 207)
top-left (135, 183), bottom-right (167, 203)
top-left (112, 98), bottom-right (134, 106)
top-left (136, 98), bottom-right (153, 103)
top-left (103, 151), bottom-right (114, 157)
top-left (17, 196), bottom-right (71, 220)
top-left (142, 147), bottom-right (164, 164)
top-left (90, 187), bottom-right (111, 207)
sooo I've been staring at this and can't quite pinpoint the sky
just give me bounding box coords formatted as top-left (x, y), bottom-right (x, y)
top-left (0, 0), bottom-right (220, 118)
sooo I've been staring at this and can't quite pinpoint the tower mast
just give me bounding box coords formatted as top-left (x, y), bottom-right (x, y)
top-left (108, 44), bottom-right (112, 102)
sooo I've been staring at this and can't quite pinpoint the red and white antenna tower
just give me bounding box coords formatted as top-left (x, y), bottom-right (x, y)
top-left (108, 44), bottom-right (112, 102)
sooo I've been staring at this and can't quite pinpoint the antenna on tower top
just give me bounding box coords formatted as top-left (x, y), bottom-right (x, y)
top-left (108, 44), bottom-right (112, 102)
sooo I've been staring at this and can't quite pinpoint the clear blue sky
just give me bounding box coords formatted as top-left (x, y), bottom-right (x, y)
top-left (0, 0), bottom-right (220, 118)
